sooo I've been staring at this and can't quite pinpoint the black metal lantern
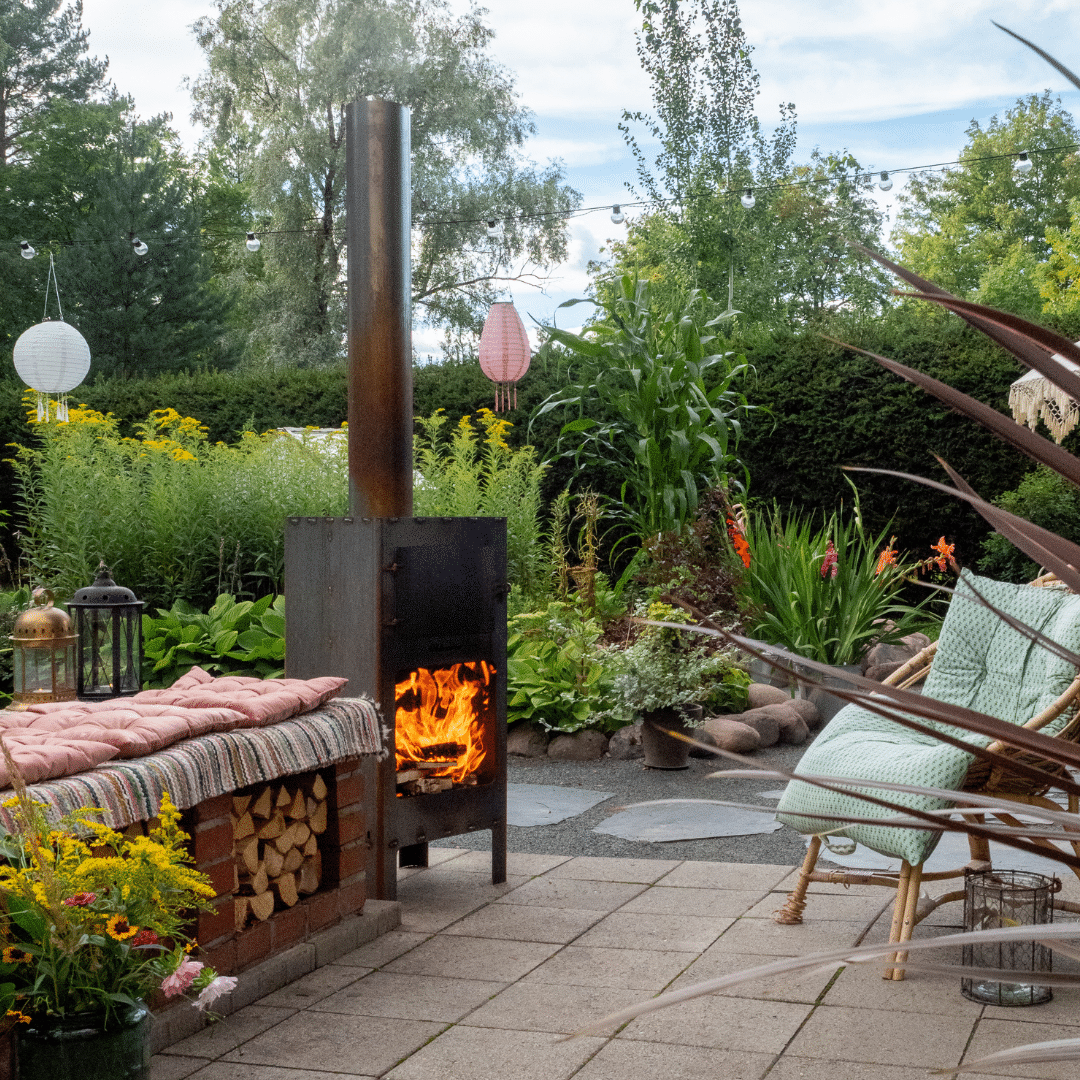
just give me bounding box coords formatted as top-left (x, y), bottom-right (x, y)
top-left (67, 563), bottom-right (145, 701)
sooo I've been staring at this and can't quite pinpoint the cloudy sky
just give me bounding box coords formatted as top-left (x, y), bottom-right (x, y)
top-left (78, 0), bottom-right (1080, 351)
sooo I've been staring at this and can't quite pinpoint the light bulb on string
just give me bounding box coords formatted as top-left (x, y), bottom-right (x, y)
top-left (610, 205), bottom-right (625, 224)
top-left (740, 189), bottom-right (755, 209)
top-left (246, 232), bottom-right (261, 253)
top-left (19, 241), bottom-right (35, 260)
top-left (485, 217), bottom-right (503, 238)
top-left (878, 171), bottom-right (893, 191)
top-left (1015, 152), bottom-right (1033, 176)
top-left (132, 237), bottom-right (148, 256)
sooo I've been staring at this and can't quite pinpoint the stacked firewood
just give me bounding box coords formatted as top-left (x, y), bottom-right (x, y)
top-left (395, 742), bottom-right (478, 795)
top-left (232, 774), bottom-right (327, 929)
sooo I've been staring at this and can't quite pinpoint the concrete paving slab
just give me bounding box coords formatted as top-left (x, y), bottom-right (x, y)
top-left (254, 963), bottom-right (368, 1009)
top-left (656, 861), bottom-right (791, 891)
top-left (821, 961), bottom-right (984, 1015)
top-left (382, 933), bottom-right (561, 982)
top-left (463, 979), bottom-right (646, 1034)
top-left (545, 856), bottom-right (680, 883)
top-left (668, 948), bottom-right (837, 1004)
top-left (150, 1055), bottom-right (207, 1079)
top-left (716, 916), bottom-right (866, 956)
top-left (496, 876), bottom-right (648, 911)
top-left (573, 910), bottom-right (734, 953)
top-left (220, 1012), bottom-right (446, 1075)
top-left (161, 1005), bottom-right (296, 1060)
top-left (441, 902), bottom-right (606, 943)
top-left (744, 889), bottom-right (890, 922)
top-left (618, 993), bottom-right (812, 1053)
top-left (766, 1058), bottom-right (942, 1080)
top-left (982, 988), bottom-right (1080, 1026)
top-left (784, 1002), bottom-right (975, 1068)
top-left (572, 1036), bottom-right (773, 1080)
top-left (521, 943), bottom-right (694, 991)
top-left (310, 970), bottom-right (506, 1021)
top-left (621, 885), bottom-right (766, 918)
top-left (383, 1025), bottom-right (606, 1080)
top-left (962, 1018), bottom-right (1080, 1079)
top-left (447, 849), bottom-right (572, 876)
top-left (332, 930), bottom-right (431, 968)
top-left (185, 1065), bottom-right (365, 1080)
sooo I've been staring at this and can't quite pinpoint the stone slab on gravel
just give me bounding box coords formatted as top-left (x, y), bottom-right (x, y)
top-left (547, 730), bottom-right (609, 761)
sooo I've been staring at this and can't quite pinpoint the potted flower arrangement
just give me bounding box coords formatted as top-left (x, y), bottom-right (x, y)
top-left (0, 765), bottom-right (235, 1080)
top-left (613, 601), bottom-right (748, 769)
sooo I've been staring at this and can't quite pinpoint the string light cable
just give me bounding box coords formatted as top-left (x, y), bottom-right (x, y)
top-left (9, 141), bottom-right (1079, 254)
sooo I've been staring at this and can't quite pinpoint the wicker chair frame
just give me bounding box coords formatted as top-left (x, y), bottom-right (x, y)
top-left (774, 578), bottom-right (1080, 981)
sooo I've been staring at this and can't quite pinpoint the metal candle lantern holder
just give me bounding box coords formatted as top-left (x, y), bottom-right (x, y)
top-left (962, 869), bottom-right (1057, 1006)
top-left (8, 589), bottom-right (78, 710)
top-left (66, 564), bottom-right (145, 701)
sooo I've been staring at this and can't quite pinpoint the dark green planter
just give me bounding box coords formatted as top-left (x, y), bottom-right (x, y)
top-left (17, 1001), bottom-right (150, 1080)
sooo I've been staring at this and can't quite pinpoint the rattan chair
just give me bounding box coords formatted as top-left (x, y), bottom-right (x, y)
top-left (773, 570), bottom-right (1080, 980)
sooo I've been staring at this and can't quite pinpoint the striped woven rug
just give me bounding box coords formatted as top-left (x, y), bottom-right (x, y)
top-left (0, 697), bottom-right (386, 829)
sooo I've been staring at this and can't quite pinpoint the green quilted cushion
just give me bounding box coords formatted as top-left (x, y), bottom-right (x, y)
top-left (776, 570), bottom-right (1080, 866)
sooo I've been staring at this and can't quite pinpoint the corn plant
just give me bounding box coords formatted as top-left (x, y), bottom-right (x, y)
top-left (532, 274), bottom-right (753, 543)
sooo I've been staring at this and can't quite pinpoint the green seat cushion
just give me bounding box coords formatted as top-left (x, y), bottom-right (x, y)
top-left (775, 570), bottom-right (1080, 866)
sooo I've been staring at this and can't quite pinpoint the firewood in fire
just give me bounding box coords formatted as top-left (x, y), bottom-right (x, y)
top-left (418, 742), bottom-right (465, 760)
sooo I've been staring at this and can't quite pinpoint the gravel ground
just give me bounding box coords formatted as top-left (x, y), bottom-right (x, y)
top-left (432, 741), bottom-right (813, 864)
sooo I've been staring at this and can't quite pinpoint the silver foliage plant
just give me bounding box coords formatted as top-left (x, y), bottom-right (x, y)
top-left (572, 25), bottom-right (1080, 1072)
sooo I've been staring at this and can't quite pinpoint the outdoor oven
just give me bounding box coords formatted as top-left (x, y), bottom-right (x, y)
top-left (284, 515), bottom-right (507, 900)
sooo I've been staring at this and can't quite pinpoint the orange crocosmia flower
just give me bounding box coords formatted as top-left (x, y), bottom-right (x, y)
top-left (875, 545), bottom-right (898, 576)
top-left (726, 518), bottom-right (751, 569)
top-left (931, 536), bottom-right (955, 572)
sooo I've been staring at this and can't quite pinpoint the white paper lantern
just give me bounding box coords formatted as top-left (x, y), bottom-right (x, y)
top-left (13, 320), bottom-right (91, 394)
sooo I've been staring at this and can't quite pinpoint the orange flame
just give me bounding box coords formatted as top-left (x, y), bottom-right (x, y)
top-left (395, 662), bottom-right (493, 784)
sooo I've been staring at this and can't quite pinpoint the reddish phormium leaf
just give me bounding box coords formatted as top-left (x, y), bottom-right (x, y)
top-left (993, 22), bottom-right (1080, 93)
top-left (823, 338), bottom-right (1080, 488)
top-left (892, 292), bottom-right (1080, 402)
top-left (844, 465), bottom-right (1080, 594)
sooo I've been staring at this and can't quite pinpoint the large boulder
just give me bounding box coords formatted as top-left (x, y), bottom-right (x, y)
top-left (547, 729), bottom-right (609, 761)
top-left (862, 642), bottom-right (915, 674)
top-left (607, 723), bottom-right (645, 760)
top-left (688, 726), bottom-right (718, 758)
top-left (507, 721), bottom-right (550, 758)
top-left (732, 706), bottom-right (782, 748)
top-left (790, 697), bottom-right (822, 731)
top-left (702, 716), bottom-right (761, 754)
top-left (747, 682), bottom-right (792, 709)
top-left (901, 631), bottom-right (931, 655)
top-left (776, 712), bottom-right (810, 745)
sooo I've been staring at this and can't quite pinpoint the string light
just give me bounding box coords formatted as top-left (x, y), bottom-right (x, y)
top-left (9, 141), bottom-right (1078, 256)
top-left (246, 231), bottom-right (261, 252)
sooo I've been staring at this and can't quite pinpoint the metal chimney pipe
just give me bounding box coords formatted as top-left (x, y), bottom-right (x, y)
top-left (346, 99), bottom-right (413, 518)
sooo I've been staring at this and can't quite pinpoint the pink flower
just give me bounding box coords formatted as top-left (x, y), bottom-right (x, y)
top-left (195, 976), bottom-right (237, 1011)
top-left (161, 956), bottom-right (204, 998)
top-left (62, 892), bottom-right (96, 907)
top-left (820, 539), bottom-right (838, 579)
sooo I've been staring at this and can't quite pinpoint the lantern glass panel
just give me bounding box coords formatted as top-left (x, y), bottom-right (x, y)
top-left (78, 607), bottom-right (141, 698)
top-left (14, 642), bottom-right (77, 697)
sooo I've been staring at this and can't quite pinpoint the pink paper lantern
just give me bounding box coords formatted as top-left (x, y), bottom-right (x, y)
top-left (478, 301), bottom-right (531, 411)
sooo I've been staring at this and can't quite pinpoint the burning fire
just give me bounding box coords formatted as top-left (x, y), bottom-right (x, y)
top-left (395, 662), bottom-right (494, 785)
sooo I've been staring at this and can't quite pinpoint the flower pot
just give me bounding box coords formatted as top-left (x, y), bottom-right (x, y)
top-left (18, 1001), bottom-right (151, 1080)
top-left (641, 705), bottom-right (702, 769)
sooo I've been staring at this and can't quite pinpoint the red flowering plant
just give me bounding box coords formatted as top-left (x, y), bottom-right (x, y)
top-left (737, 483), bottom-right (937, 666)
top-left (0, 745), bottom-right (235, 1031)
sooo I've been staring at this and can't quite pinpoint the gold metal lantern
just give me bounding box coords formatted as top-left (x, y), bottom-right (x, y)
top-left (8, 589), bottom-right (78, 711)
